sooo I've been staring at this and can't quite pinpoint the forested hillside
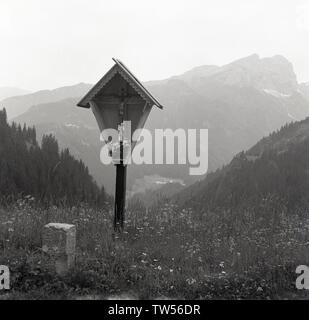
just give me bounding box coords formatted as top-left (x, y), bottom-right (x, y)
top-left (174, 117), bottom-right (309, 214)
top-left (0, 108), bottom-right (107, 206)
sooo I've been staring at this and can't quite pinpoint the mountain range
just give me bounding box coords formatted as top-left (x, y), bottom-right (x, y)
top-left (3, 83), bottom-right (92, 119)
top-left (3, 54), bottom-right (309, 194)
top-left (0, 87), bottom-right (30, 101)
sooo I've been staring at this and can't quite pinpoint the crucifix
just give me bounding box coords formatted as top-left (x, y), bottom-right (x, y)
top-left (77, 58), bottom-right (163, 233)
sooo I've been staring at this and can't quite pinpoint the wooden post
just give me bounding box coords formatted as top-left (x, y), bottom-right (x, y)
top-left (113, 90), bottom-right (128, 233)
top-left (114, 164), bottom-right (127, 232)
top-left (114, 130), bottom-right (127, 232)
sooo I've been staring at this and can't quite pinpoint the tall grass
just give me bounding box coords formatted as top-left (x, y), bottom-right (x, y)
top-left (0, 196), bottom-right (308, 299)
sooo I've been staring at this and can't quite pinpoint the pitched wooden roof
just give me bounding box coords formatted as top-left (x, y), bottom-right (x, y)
top-left (77, 58), bottom-right (163, 109)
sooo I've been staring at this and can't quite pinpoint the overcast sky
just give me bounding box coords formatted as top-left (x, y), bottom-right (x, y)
top-left (0, 0), bottom-right (308, 91)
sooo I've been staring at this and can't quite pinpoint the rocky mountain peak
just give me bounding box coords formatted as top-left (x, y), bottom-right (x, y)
top-left (216, 54), bottom-right (298, 94)
top-left (174, 54), bottom-right (298, 95)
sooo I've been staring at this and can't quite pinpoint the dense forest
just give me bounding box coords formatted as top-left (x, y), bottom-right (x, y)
top-left (0, 108), bottom-right (107, 207)
top-left (174, 117), bottom-right (309, 214)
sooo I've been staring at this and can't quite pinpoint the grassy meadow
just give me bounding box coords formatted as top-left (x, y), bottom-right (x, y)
top-left (0, 196), bottom-right (309, 300)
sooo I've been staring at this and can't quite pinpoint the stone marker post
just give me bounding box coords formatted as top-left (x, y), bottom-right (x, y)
top-left (42, 223), bottom-right (76, 276)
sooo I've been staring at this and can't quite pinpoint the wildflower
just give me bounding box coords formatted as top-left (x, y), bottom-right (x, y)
top-left (169, 269), bottom-right (174, 273)
top-left (157, 266), bottom-right (162, 271)
top-left (2, 221), bottom-right (13, 225)
top-left (186, 278), bottom-right (196, 285)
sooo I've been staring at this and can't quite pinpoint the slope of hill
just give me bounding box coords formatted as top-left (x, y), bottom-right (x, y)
top-left (300, 82), bottom-right (309, 102)
top-left (12, 97), bottom-right (116, 191)
top-left (0, 87), bottom-right (30, 101)
top-left (0, 108), bottom-right (107, 206)
top-left (11, 54), bottom-right (309, 194)
top-left (2, 83), bottom-right (92, 119)
top-left (174, 117), bottom-right (309, 213)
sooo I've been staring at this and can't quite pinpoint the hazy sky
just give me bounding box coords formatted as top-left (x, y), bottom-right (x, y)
top-left (0, 0), bottom-right (308, 91)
